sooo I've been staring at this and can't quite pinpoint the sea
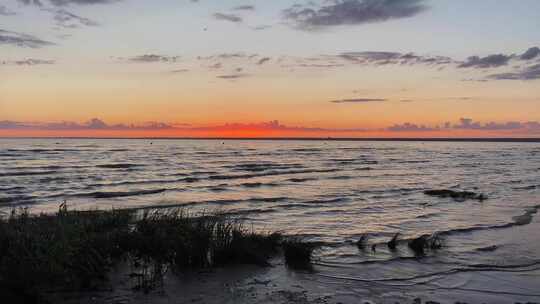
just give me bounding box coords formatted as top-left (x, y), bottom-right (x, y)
top-left (1, 138), bottom-right (539, 301)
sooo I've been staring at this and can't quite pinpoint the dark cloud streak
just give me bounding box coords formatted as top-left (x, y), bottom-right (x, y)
top-left (0, 5), bottom-right (17, 15)
top-left (213, 12), bottom-right (243, 23)
top-left (124, 54), bottom-right (181, 63)
top-left (0, 29), bottom-right (54, 48)
top-left (458, 54), bottom-right (512, 69)
top-left (18, 0), bottom-right (121, 6)
top-left (487, 64), bottom-right (540, 81)
top-left (284, 0), bottom-right (428, 30)
top-left (330, 98), bottom-right (386, 103)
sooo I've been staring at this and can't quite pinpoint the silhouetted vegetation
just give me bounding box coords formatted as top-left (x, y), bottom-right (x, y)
top-left (0, 206), bottom-right (282, 302)
top-left (282, 238), bottom-right (314, 270)
top-left (423, 189), bottom-right (487, 201)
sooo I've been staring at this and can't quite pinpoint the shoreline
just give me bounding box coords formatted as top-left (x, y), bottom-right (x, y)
top-left (2, 206), bottom-right (540, 304)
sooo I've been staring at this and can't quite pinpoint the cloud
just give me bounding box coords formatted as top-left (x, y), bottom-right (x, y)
top-left (125, 54), bottom-right (181, 63)
top-left (337, 51), bottom-right (454, 66)
top-left (216, 73), bottom-right (250, 79)
top-left (387, 118), bottom-right (540, 134)
top-left (3, 118), bottom-right (540, 136)
top-left (12, 58), bottom-right (56, 66)
top-left (457, 47), bottom-right (539, 69)
top-left (257, 57), bottom-right (271, 65)
top-left (520, 47), bottom-right (540, 60)
top-left (0, 29), bottom-right (54, 48)
top-left (294, 63), bottom-right (345, 68)
top-left (196, 53), bottom-right (262, 71)
top-left (0, 118), bottom-right (174, 130)
top-left (284, 0), bottom-right (428, 30)
top-left (233, 5), bottom-right (255, 11)
top-left (18, 0), bottom-right (121, 6)
top-left (213, 12), bottom-right (243, 23)
top-left (284, 47), bottom-right (536, 71)
top-left (458, 54), bottom-right (512, 69)
top-left (190, 120), bottom-right (367, 133)
top-left (387, 123), bottom-right (436, 132)
top-left (453, 118), bottom-right (533, 130)
top-left (170, 69), bottom-right (189, 73)
top-left (0, 5), bottom-right (17, 15)
top-left (198, 53), bottom-right (257, 61)
top-left (486, 64), bottom-right (540, 81)
top-left (44, 8), bottom-right (99, 28)
top-left (329, 98), bottom-right (386, 103)
top-left (251, 25), bottom-right (271, 30)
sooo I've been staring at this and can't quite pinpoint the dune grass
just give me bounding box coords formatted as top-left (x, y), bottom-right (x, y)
top-left (0, 206), bottom-right (283, 302)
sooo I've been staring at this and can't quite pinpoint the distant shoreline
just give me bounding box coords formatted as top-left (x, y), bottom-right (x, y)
top-left (1, 137), bottom-right (540, 142)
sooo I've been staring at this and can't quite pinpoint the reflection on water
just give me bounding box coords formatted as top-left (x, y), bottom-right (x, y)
top-left (1, 138), bottom-right (539, 291)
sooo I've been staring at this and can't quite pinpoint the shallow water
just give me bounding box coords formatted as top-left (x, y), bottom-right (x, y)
top-left (1, 139), bottom-right (539, 300)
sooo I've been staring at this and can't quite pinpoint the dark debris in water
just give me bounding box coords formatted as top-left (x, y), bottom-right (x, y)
top-left (408, 233), bottom-right (443, 256)
top-left (423, 189), bottom-right (487, 201)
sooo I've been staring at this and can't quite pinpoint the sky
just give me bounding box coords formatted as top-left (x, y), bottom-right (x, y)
top-left (1, 0), bottom-right (539, 138)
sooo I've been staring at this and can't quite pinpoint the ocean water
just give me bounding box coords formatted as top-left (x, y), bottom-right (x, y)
top-left (1, 138), bottom-right (540, 300)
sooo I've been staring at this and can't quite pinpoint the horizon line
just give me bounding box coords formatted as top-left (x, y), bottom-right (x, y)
top-left (2, 137), bottom-right (540, 143)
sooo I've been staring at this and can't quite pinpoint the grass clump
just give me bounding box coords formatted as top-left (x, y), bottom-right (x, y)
top-left (0, 205), bottom-right (132, 303)
top-left (282, 238), bottom-right (314, 270)
top-left (0, 206), bottom-right (282, 302)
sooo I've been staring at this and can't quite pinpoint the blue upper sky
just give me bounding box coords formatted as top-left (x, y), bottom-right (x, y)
top-left (3, 0), bottom-right (539, 59)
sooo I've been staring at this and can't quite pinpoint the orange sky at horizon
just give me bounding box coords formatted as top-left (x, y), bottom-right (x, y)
top-left (1, 1), bottom-right (539, 138)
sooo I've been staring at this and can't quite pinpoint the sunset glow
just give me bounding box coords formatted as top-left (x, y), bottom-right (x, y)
top-left (1, 0), bottom-right (539, 138)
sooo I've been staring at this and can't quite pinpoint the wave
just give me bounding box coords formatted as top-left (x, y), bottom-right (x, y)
top-left (275, 198), bottom-right (348, 210)
top-left (77, 188), bottom-right (168, 199)
top-left (208, 168), bottom-right (341, 181)
top-left (0, 153), bottom-right (22, 157)
top-left (328, 175), bottom-right (353, 180)
top-left (0, 186), bottom-right (25, 192)
top-left (288, 177), bottom-right (319, 183)
top-left (127, 196), bottom-right (289, 211)
top-left (189, 171), bottom-right (219, 176)
top-left (434, 205), bottom-right (540, 237)
top-left (316, 261), bottom-right (540, 288)
top-left (326, 158), bottom-right (357, 163)
top-left (95, 163), bottom-right (143, 169)
top-left (0, 195), bottom-right (36, 206)
top-left (209, 186), bottom-right (228, 192)
top-left (353, 167), bottom-right (373, 171)
top-left (241, 182), bottom-right (264, 188)
top-left (0, 171), bottom-right (57, 177)
top-left (221, 208), bottom-right (277, 217)
top-left (347, 205), bottom-right (540, 250)
top-left (291, 148), bottom-right (323, 152)
top-left (225, 163), bottom-right (305, 172)
top-left (514, 184), bottom-right (539, 190)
